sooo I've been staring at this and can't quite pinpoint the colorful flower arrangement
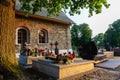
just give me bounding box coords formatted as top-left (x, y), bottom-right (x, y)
top-left (24, 44), bottom-right (76, 64)
top-left (56, 52), bottom-right (76, 64)
top-left (25, 45), bottom-right (46, 56)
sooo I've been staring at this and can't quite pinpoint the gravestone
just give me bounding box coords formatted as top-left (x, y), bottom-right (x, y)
top-left (20, 43), bottom-right (27, 56)
top-left (114, 48), bottom-right (120, 56)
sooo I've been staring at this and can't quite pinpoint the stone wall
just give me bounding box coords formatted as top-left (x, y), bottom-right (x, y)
top-left (15, 15), bottom-right (72, 53)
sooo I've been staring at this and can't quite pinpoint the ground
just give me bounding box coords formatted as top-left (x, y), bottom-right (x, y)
top-left (21, 67), bottom-right (120, 80)
top-left (1, 57), bottom-right (120, 80)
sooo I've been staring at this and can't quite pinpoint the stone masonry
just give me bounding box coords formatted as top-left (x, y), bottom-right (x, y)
top-left (15, 15), bottom-right (72, 53)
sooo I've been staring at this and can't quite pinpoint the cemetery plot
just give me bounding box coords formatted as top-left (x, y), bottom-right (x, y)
top-left (95, 59), bottom-right (120, 70)
top-left (32, 59), bottom-right (94, 79)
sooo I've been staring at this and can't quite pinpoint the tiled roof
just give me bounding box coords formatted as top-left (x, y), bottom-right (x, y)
top-left (15, 0), bottom-right (74, 24)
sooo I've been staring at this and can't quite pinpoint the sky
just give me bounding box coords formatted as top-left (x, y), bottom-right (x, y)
top-left (66, 0), bottom-right (120, 37)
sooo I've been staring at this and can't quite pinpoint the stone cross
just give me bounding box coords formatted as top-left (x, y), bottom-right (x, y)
top-left (55, 41), bottom-right (59, 55)
top-left (55, 41), bottom-right (58, 49)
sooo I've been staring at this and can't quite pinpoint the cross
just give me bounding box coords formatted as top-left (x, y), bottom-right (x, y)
top-left (54, 41), bottom-right (59, 55)
top-left (55, 41), bottom-right (58, 49)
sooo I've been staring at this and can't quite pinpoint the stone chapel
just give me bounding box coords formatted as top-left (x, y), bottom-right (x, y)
top-left (15, 1), bottom-right (74, 53)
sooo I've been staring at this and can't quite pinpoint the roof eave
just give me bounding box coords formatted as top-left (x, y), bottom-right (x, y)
top-left (15, 11), bottom-right (72, 25)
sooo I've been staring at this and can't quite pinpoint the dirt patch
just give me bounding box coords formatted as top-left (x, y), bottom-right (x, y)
top-left (20, 67), bottom-right (120, 80)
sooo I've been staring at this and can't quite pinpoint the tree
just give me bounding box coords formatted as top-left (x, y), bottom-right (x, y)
top-left (0, 0), bottom-right (18, 78)
top-left (71, 25), bottom-right (79, 50)
top-left (78, 23), bottom-right (92, 46)
top-left (20, 0), bottom-right (110, 17)
top-left (104, 19), bottom-right (120, 47)
top-left (0, 0), bottom-right (109, 78)
top-left (92, 33), bottom-right (104, 48)
top-left (71, 23), bottom-right (92, 50)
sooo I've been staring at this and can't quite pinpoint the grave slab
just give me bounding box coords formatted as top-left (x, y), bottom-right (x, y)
top-left (32, 59), bottom-right (94, 79)
top-left (95, 59), bottom-right (120, 69)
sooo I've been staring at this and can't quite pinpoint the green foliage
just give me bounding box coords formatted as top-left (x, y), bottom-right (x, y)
top-left (92, 33), bottom-right (104, 48)
top-left (71, 24), bottom-right (79, 50)
top-left (78, 23), bottom-right (92, 45)
top-left (104, 19), bottom-right (120, 47)
top-left (71, 23), bottom-right (92, 50)
top-left (20, 0), bottom-right (110, 17)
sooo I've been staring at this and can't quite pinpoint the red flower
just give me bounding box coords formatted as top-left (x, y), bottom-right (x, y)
top-left (69, 54), bottom-right (73, 60)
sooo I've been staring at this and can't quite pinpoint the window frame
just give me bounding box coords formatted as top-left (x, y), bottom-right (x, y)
top-left (38, 29), bottom-right (48, 44)
top-left (16, 27), bottom-right (30, 45)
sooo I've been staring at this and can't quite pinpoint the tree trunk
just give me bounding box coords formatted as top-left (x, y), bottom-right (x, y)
top-left (0, 0), bottom-right (18, 75)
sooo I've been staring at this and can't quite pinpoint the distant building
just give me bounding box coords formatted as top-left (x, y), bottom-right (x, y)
top-left (15, 1), bottom-right (74, 53)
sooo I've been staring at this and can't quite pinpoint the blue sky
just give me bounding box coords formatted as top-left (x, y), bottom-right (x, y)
top-left (66, 0), bottom-right (120, 37)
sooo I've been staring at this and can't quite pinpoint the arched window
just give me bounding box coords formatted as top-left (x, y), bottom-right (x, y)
top-left (39, 29), bottom-right (48, 43)
top-left (16, 27), bottom-right (30, 44)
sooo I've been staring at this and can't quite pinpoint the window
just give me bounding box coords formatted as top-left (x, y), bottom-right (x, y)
top-left (39, 29), bottom-right (48, 43)
top-left (16, 27), bottom-right (30, 44)
top-left (18, 29), bottom-right (27, 44)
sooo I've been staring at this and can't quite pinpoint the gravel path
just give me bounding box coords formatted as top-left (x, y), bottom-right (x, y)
top-left (78, 67), bottom-right (120, 80)
top-left (21, 67), bottom-right (120, 80)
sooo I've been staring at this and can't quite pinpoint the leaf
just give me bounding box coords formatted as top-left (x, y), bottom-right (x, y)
top-left (19, 0), bottom-right (110, 17)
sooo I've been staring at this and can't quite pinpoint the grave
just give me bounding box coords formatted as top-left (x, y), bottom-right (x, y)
top-left (103, 51), bottom-right (114, 58)
top-left (94, 54), bottom-right (108, 64)
top-left (18, 43), bottom-right (45, 65)
top-left (95, 59), bottom-right (120, 70)
top-left (19, 55), bottom-right (44, 65)
top-left (114, 48), bottom-right (120, 56)
top-left (32, 59), bottom-right (94, 79)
